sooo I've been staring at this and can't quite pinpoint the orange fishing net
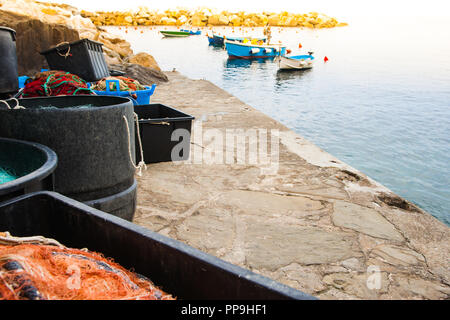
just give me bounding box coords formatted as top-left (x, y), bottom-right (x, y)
top-left (0, 234), bottom-right (175, 300)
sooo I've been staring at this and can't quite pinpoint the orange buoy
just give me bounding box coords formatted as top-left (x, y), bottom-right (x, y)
top-left (324, 56), bottom-right (329, 62)
top-left (286, 49), bottom-right (291, 54)
top-left (298, 43), bottom-right (302, 48)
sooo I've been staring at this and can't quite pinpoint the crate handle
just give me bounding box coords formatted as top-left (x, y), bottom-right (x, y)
top-left (55, 42), bottom-right (71, 59)
top-left (147, 84), bottom-right (157, 95)
top-left (105, 79), bottom-right (121, 93)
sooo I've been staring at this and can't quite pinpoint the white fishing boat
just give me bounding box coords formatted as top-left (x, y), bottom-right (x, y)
top-left (277, 53), bottom-right (315, 70)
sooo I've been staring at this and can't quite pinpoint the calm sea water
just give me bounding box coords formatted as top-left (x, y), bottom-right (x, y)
top-left (107, 16), bottom-right (450, 225)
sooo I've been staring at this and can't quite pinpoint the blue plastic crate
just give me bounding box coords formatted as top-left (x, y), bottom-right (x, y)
top-left (92, 79), bottom-right (156, 106)
top-left (18, 76), bottom-right (29, 88)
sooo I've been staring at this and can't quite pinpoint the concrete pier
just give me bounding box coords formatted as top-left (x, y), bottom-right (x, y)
top-left (134, 71), bottom-right (449, 299)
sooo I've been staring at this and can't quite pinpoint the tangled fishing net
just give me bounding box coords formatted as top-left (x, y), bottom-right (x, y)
top-left (21, 71), bottom-right (95, 98)
top-left (0, 232), bottom-right (175, 300)
top-left (91, 76), bottom-right (147, 92)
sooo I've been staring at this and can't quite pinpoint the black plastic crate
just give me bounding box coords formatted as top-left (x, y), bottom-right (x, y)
top-left (134, 104), bottom-right (195, 164)
top-left (40, 39), bottom-right (110, 82)
top-left (0, 191), bottom-right (315, 300)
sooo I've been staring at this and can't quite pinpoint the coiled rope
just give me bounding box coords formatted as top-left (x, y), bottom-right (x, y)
top-left (123, 113), bottom-right (147, 176)
top-left (0, 98), bottom-right (25, 109)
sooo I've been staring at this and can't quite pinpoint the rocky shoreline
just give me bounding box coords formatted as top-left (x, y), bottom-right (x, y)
top-left (0, 0), bottom-right (166, 79)
top-left (81, 7), bottom-right (348, 29)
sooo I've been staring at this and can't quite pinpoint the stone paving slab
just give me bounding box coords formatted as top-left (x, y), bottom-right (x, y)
top-left (134, 72), bottom-right (449, 300)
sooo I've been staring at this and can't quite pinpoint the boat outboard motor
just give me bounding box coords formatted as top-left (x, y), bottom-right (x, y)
top-left (0, 27), bottom-right (19, 99)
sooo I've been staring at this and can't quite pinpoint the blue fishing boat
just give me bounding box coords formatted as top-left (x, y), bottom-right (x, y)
top-left (207, 34), bottom-right (266, 47)
top-left (224, 40), bottom-right (286, 59)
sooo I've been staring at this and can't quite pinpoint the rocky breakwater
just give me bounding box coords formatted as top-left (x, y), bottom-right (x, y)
top-left (0, 0), bottom-right (167, 83)
top-left (81, 7), bottom-right (348, 29)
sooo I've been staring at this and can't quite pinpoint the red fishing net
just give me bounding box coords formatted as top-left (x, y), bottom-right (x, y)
top-left (21, 71), bottom-right (95, 98)
top-left (0, 237), bottom-right (175, 300)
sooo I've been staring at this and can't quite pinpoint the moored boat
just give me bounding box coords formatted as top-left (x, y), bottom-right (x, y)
top-left (207, 34), bottom-right (266, 47)
top-left (160, 30), bottom-right (191, 37)
top-left (180, 28), bottom-right (202, 35)
top-left (224, 40), bottom-right (286, 59)
top-left (277, 53), bottom-right (315, 70)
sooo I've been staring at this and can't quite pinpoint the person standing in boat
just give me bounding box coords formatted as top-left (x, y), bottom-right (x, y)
top-left (263, 23), bottom-right (272, 44)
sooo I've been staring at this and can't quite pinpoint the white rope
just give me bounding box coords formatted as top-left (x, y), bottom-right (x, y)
top-left (0, 231), bottom-right (64, 247)
top-left (0, 98), bottom-right (25, 109)
top-left (55, 41), bottom-right (71, 58)
top-left (123, 113), bottom-right (147, 177)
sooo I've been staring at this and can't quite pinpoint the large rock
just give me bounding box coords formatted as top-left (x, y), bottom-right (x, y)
top-left (109, 63), bottom-right (168, 85)
top-left (268, 14), bottom-right (280, 26)
top-left (0, 10), bottom-right (80, 75)
top-left (191, 13), bottom-right (206, 27)
top-left (229, 15), bottom-right (242, 26)
top-left (126, 52), bottom-right (161, 71)
top-left (207, 14), bottom-right (220, 26)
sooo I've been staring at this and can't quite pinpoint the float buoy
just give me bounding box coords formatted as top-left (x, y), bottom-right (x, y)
top-left (298, 43), bottom-right (302, 48)
top-left (324, 56), bottom-right (329, 62)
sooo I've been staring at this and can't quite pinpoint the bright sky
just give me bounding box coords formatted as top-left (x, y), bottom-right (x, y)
top-left (48, 0), bottom-right (450, 19)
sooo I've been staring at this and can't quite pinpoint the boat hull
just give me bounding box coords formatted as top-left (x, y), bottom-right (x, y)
top-left (278, 55), bottom-right (314, 70)
top-left (225, 40), bottom-right (286, 59)
top-left (180, 29), bottom-right (202, 35)
top-left (208, 35), bottom-right (224, 46)
top-left (209, 34), bottom-right (266, 47)
top-left (160, 31), bottom-right (190, 37)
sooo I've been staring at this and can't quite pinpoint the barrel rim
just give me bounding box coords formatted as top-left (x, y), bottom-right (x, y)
top-left (0, 26), bottom-right (16, 35)
top-left (0, 26), bottom-right (16, 41)
top-left (0, 137), bottom-right (57, 196)
top-left (8, 95), bottom-right (133, 112)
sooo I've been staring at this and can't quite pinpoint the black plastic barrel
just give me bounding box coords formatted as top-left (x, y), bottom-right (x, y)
top-left (0, 96), bottom-right (137, 220)
top-left (0, 138), bottom-right (57, 203)
top-left (0, 27), bottom-right (19, 97)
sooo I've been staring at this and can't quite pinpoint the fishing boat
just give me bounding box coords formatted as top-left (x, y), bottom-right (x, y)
top-left (277, 53), bottom-right (315, 70)
top-left (207, 34), bottom-right (266, 47)
top-left (180, 28), bottom-right (202, 35)
top-left (224, 40), bottom-right (286, 59)
top-left (160, 30), bottom-right (191, 37)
